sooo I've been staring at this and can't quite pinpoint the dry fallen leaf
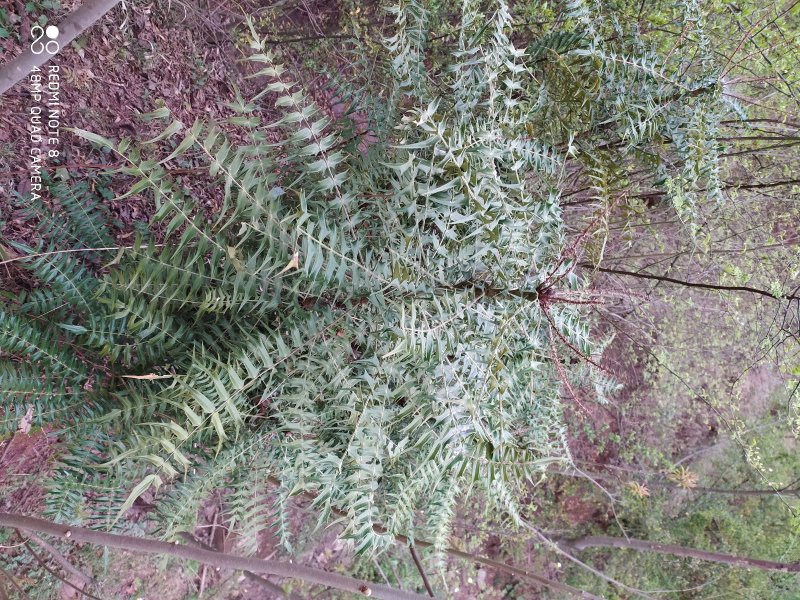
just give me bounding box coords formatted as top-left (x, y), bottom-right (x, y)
top-left (277, 251), bottom-right (300, 275)
top-left (18, 405), bottom-right (34, 434)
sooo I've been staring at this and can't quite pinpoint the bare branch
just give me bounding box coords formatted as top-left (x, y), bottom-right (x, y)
top-left (565, 535), bottom-right (800, 572)
top-left (0, 512), bottom-right (426, 600)
top-left (584, 264), bottom-right (800, 301)
top-left (24, 531), bottom-right (93, 585)
top-left (408, 544), bottom-right (434, 598)
top-left (18, 533), bottom-right (101, 600)
top-left (178, 532), bottom-right (299, 600)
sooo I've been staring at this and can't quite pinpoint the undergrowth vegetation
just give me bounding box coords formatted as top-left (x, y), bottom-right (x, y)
top-left (2, 0), bottom-right (797, 596)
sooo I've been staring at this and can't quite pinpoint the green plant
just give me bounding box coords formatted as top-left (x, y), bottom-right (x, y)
top-left (0, 8), bottom-right (11, 39)
top-left (24, 0), bottom-right (60, 14)
top-left (565, 412), bottom-right (800, 598)
top-left (1, 0), bottom-right (737, 565)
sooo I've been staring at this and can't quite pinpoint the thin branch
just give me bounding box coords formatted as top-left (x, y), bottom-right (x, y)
top-left (720, 139), bottom-right (800, 157)
top-left (544, 309), bottom-right (611, 374)
top-left (18, 533), bottom-right (101, 600)
top-left (583, 264), bottom-right (799, 301)
top-left (565, 535), bottom-right (800, 572)
top-left (408, 544), bottom-right (434, 598)
top-left (0, 567), bottom-right (33, 600)
top-left (0, 512), bottom-right (426, 600)
top-left (263, 33), bottom-right (357, 44)
top-left (550, 467), bottom-right (800, 497)
top-left (563, 177), bottom-right (800, 207)
top-left (526, 526), bottom-right (656, 599)
top-left (264, 476), bottom-right (598, 599)
top-left (0, 435), bottom-right (15, 467)
top-left (720, 118), bottom-right (800, 128)
top-left (0, 244), bottom-right (165, 267)
top-left (24, 531), bottom-right (93, 586)
top-left (178, 532), bottom-right (299, 600)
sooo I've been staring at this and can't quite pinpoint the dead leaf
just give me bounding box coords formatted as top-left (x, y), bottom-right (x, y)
top-left (277, 251), bottom-right (300, 275)
top-left (18, 405), bottom-right (34, 434)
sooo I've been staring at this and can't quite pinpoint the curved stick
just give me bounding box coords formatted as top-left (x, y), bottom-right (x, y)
top-left (0, 512), bottom-right (426, 600)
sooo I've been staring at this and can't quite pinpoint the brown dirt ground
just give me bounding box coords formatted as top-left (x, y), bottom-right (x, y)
top-left (1, 2), bottom-right (248, 247)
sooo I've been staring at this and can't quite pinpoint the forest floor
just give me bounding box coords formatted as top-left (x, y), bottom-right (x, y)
top-left (0, 1), bottom-right (792, 599)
